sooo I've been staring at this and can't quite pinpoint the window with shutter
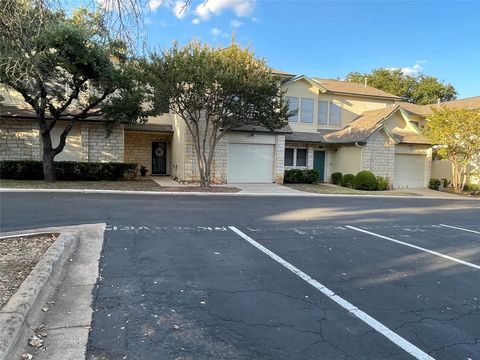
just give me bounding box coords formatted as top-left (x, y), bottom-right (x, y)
top-left (300, 98), bottom-right (313, 123)
top-left (286, 96), bottom-right (299, 122)
top-left (329, 102), bottom-right (342, 126)
top-left (318, 100), bottom-right (328, 125)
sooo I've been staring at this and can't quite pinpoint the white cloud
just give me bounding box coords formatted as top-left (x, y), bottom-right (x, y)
top-left (230, 19), bottom-right (244, 28)
top-left (210, 27), bottom-right (223, 36)
top-left (192, 18), bottom-right (200, 24)
top-left (173, 1), bottom-right (188, 19)
top-left (194, 0), bottom-right (255, 22)
top-left (210, 27), bottom-right (230, 40)
top-left (388, 60), bottom-right (427, 76)
top-left (148, 0), bottom-right (162, 11)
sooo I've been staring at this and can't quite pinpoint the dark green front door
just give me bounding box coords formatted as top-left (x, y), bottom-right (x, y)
top-left (152, 142), bottom-right (167, 175)
top-left (313, 151), bottom-right (325, 182)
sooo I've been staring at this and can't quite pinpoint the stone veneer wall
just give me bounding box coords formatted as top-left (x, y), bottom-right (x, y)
top-left (361, 130), bottom-right (395, 181)
top-left (0, 119), bottom-right (124, 163)
top-left (183, 127), bottom-right (228, 184)
top-left (81, 124), bottom-right (124, 162)
top-left (124, 132), bottom-right (171, 174)
top-left (274, 135), bottom-right (285, 184)
top-left (0, 119), bottom-right (41, 160)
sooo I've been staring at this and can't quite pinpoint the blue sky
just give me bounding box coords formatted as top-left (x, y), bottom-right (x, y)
top-left (144, 0), bottom-right (480, 98)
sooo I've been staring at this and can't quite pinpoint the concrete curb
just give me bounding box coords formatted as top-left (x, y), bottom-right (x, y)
top-left (0, 187), bottom-right (476, 201)
top-left (0, 232), bottom-right (78, 360)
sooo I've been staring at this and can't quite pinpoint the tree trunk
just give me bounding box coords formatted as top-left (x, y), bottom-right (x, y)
top-left (42, 149), bottom-right (56, 182)
top-left (41, 130), bottom-right (56, 182)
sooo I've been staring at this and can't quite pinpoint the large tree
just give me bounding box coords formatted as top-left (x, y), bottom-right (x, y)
top-left (0, 1), bottom-right (154, 181)
top-left (346, 68), bottom-right (457, 105)
top-left (423, 107), bottom-right (480, 191)
top-left (150, 41), bottom-right (291, 187)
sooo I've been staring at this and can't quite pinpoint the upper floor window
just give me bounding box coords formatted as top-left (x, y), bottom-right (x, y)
top-left (284, 148), bottom-right (294, 166)
top-left (318, 101), bottom-right (329, 125)
top-left (286, 96), bottom-right (299, 122)
top-left (318, 100), bottom-right (342, 126)
top-left (330, 103), bottom-right (342, 126)
top-left (300, 98), bottom-right (314, 123)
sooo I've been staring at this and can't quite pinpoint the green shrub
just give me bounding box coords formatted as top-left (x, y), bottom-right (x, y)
top-left (441, 178), bottom-right (451, 188)
top-left (428, 178), bottom-right (441, 191)
top-left (284, 169), bottom-right (320, 184)
top-left (331, 172), bottom-right (343, 186)
top-left (0, 160), bottom-right (137, 181)
top-left (342, 174), bottom-right (355, 188)
top-left (284, 169), bottom-right (305, 183)
top-left (304, 169), bottom-right (320, 184)
top-left (376, 176), bottom-right (389, 191)
top-left (354, 171), bottom-right (377, 190)
top-left (463, 183), bottom-right (479, 193)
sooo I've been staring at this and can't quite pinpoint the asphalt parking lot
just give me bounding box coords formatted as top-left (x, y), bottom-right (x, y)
top-left (0, 192), bottom-right (479, 359)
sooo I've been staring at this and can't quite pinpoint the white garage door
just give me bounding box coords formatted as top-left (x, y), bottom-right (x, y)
top-left (394, 154), bottom-right (426, 188)
top-left (228, 143), bottom-right (274, 183)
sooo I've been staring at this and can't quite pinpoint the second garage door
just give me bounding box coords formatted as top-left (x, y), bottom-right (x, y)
top-left (394, 154), bottom-right (426, 188)
top-left (228, 143), bottom-right (274, 183)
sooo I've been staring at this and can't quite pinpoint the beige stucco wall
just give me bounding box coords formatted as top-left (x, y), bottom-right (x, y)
top-left (283, 79), bottom-right (396, 133)
top-left (331, 146), bottom-right (362, 175)
top-left (124, 132), bottom-right (171, 174)
top-left (432, 158), bottom-right (479, 185)
top-left (147, 113), bottom-right (175, 126)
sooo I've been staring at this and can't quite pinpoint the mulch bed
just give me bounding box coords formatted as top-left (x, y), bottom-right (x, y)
top-left (0, 233), bottom-right (58, 309)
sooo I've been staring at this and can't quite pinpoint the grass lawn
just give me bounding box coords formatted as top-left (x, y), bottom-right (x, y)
top-left (0, 179), bottom-right (239, 192)
top-left (285, 183), bottom-right (417, 196)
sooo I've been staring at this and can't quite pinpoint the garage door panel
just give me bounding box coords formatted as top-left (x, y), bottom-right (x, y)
top-left (228, 143), bottom-right (274, 183)
top-left (394, 154), bottom-right (426, 188)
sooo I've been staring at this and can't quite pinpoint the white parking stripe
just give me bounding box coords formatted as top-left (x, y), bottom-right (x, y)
top-left (439, 224), bottom-right (480, 235)
top-left (346, 225), bottom-right (480, 270)
top-left (228, 226), bottom-right (435, 360)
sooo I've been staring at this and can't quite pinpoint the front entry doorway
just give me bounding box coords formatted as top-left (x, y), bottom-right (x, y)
top-left (152, 142), bottom-right (167, 175)
top-left (313, 151), bottom-right (325, 182)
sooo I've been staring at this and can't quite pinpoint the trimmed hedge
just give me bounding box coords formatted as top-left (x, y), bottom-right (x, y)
top-left (354, 170), bottom-right (377, 190)
top-left (284, 169), bottom-right (304, 183)
top-left (331, 172), bottom-right (343, 186)
top-left (428, 178), bottom-right (441, 191)
top-left (0, 160), bottom-right (138, 181)
top-left (284, 169), bottom-right (320, 184)
top-left (304, 169), bottom-right (320, 184)
top-left (342, 174), bottom-right (355, 188)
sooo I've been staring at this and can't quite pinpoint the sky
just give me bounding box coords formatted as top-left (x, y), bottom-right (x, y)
top-left (143, 0), bottom-right (480, 98)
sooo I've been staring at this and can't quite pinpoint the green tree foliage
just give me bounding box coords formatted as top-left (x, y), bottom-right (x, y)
top-left (423, 108), bottom-right (480, 191)
top-left (0, 1), bottom-right (154, 181)
top-left (150, 41), bottom-right (291, 187)
top-left (346, 68), bottom-right (457, 105)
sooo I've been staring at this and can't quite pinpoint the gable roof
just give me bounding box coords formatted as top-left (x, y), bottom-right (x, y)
top-left (269, 68), bottom-right (295, 78)
top-left (324, 106), bottom-right (399, 143)
top-left (397, 102), bottom-right (430, 116)
top-left (323, 106), bottom-right (430, 145)
top-left (398, 96), bottom-right (480, 116)
top-left (312, 78), bottom-right (401, 100)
